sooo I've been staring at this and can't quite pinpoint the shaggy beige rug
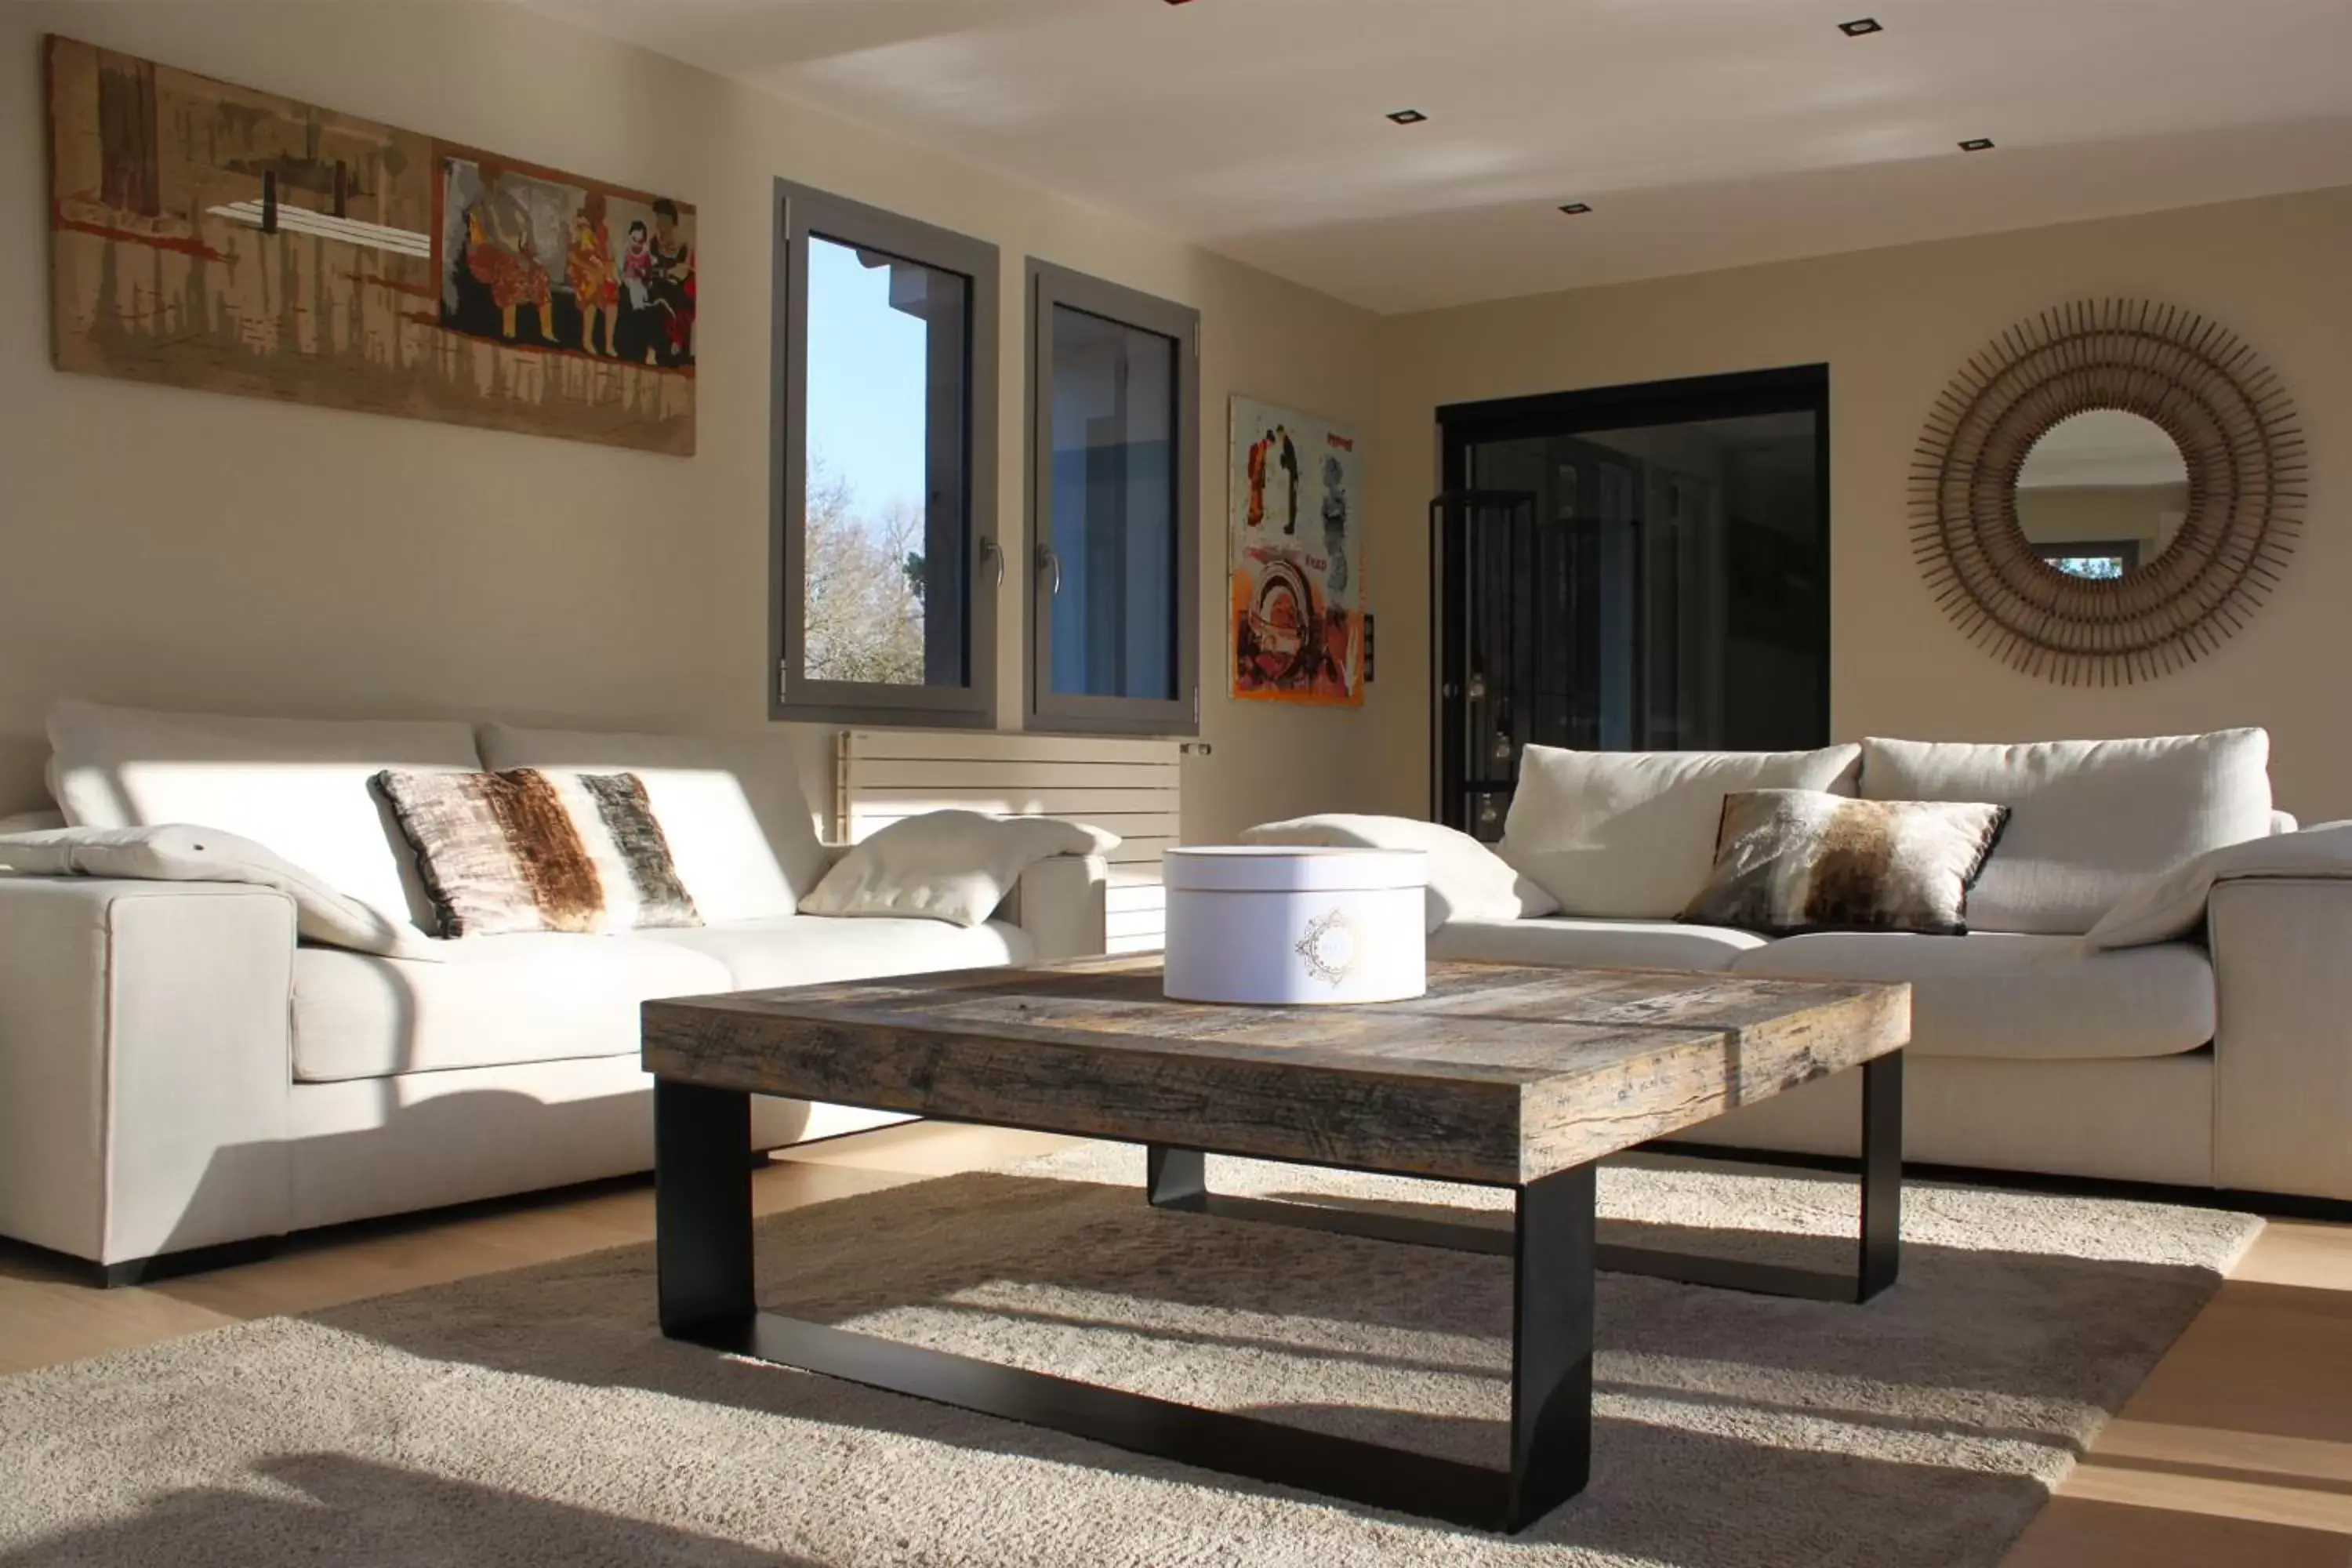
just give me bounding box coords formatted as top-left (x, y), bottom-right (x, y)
top-left (0, 1148), bottom-right (2259, 1567)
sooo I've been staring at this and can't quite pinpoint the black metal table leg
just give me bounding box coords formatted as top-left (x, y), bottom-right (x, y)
top-left (660, 1083), bottom-right (1596, 1533)
top-left (1145, 1145), bottom-right (1205, 1207)
top-left (1145, 1048), bottom-right (1904, 1305)
top-left (656, 1080), bottom-right (756, 1334)
top-left (1145, 1142), bottom-right (1519, 1254)
top-left (1857, 1049), bottom-right (1903, 1302)
top-left (1506, 1163), bottom-right (1595, 1530)
top-left (658, 1055), bottom-right (1896, 1530)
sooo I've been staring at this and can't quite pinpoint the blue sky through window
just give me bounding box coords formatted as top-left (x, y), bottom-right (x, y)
top-left (807, 236), bottom-right (927, 524)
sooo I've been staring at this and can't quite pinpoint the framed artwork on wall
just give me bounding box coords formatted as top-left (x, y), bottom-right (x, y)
top-left (1227, 396), bottom-right (1365, 706)
top-left (44, 34), bottom-right (697, 456)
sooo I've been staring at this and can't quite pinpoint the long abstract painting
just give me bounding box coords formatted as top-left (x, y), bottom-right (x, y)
top-left (1229, 396), bottom-right (1366, 705)
top-left (45, 35), bottom-right (695, 455)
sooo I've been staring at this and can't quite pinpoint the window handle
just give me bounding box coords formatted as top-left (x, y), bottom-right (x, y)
top-left (1036, 545), bottom-right (1063, 597)
top-left (979, 537), bottom-right (1004, 590)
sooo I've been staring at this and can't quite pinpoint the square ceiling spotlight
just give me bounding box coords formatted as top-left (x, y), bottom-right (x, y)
top-left (1838, 17), bottom-right (1883, 35)
top-left (1386, 109), bottom-right (1428, 125)
top-left (1558, 202), bottom-right (1592, 215)
top-left (1958, 137), bottom-right (1997, 151)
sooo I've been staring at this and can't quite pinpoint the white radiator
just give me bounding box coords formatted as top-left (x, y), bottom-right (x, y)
top-left (833, 730), bottom-right (1178, 954)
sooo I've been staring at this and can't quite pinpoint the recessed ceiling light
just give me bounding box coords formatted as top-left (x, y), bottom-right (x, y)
top-left (1958, 137), bottom-right (1996, 152)
top-left (1559, 202), bottom-right (1592, 216)
top-left (1386, 109), bottom-right (1428, 125)
top-left (1838, 17), bottom-right (1883, 36)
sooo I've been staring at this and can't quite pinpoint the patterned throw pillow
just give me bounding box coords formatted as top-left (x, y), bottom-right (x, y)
top-left (372, 769), bottom-right (701, 938)
top-left (1680, 789), bottom-right (2010, 937)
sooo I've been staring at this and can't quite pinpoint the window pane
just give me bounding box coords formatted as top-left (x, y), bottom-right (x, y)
top-left (1047, 303), bottom-right (1179, 701)
top-left (2035, 542), bottom-right (2136, 579)
top-left (803, 234), bottom-right (968, 687)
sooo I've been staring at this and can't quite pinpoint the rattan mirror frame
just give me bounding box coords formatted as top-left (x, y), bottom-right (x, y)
top-left (1910, 299), bottom-right (2305, 685)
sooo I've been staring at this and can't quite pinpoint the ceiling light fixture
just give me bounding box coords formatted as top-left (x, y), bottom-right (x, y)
top-left (1385, 109), bottom-right (1428, 125)
top-left (1837, 17), bottom-right (1883, 36)
top-left (1958, 137), bottom-right (1996, 151)
top-left (1558, 202), bottom-right (1592, 216)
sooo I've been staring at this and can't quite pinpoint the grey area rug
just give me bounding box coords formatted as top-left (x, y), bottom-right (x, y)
top-left (0, 1147), bottom-right (2259, 1568)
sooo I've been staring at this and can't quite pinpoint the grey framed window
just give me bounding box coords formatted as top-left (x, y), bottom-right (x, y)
top-left (2034, 539), bottom-right (2140, 580)
top-left (1027, 261), bottom-right (1201, 736)
top-left (773, 180), bottom-right (1000, 727)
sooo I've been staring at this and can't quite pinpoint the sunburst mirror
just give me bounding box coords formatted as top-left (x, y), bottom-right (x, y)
top-left (1911, 299), bottom-right (2305, 684)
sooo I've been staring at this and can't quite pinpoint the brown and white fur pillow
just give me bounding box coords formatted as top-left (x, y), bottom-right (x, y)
top-left (1680, 789), bottom-right (2009, 937)
top-left (372, 768), bottom-right (701, 938)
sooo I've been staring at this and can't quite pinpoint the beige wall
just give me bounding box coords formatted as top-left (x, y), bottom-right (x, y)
top-left (12, 9), bottom-right (2348, 840)
top-left (0, 2), bottom-right (1382, 843)
top-left (2015, 484), bottom-right (2188, 561)
top-left (1368, 185), bottom-right (2352, 822)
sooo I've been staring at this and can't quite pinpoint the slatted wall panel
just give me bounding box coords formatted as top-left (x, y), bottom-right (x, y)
top-left (835, 731), bottom-right (1178, 954)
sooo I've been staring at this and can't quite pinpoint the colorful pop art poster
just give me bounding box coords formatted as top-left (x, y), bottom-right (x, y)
top-left (1228, 397), bottom-right (1365, 705)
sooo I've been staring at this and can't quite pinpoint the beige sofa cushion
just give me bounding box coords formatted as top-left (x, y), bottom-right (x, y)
top-left (1241, 813), bottom-right (1559, 931)
top-left (798, 811), bottom-right (1116, 927)
top-left (1731, 931), bottom-right (2214, 1061)
top-left (1860, 731), bottom-right (2272, 935)
top-left (1430, 916), bottom-right (1767, 973)
top-left (1502, 744), bottom-right (1863, 919)
top-left (637, 913), bottom-right (1032, 989)
top-left (478, 724), bottom-right (831, 922)
top-left (47, 699), bottom-right (480, 931)
top-left (292, 932), bottom-right (732, 1083)
top-left (292, 915), bottom-right (1039, 1082)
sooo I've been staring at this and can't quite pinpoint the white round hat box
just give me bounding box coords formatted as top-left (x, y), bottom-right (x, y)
top-left (1162, 846), bottom-right (1428, 1006)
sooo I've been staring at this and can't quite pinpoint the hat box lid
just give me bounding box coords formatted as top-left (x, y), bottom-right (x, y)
top-left (1162, 844), bottom-right (1428, 895)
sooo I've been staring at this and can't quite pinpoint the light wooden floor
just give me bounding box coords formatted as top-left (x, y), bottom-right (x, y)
top-left (4, 1122), bottom-right (2348, 1566)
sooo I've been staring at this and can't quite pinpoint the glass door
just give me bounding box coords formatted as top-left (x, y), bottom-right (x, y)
top-left (1434, 368), bottom-right (1830, 836)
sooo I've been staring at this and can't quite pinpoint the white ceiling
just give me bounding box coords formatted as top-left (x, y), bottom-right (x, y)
top-left (2017, 410), bottom-right (2190, 489)
top-left (522, 0), bottom-right (2352, 314)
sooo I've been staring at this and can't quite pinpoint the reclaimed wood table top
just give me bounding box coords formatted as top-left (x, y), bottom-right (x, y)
top-left (642, 956), bottom-right (1909, 1187)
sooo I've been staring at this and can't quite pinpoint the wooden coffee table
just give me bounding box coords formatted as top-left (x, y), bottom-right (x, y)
top-left (643, 956), bottom-right (1908, 1534)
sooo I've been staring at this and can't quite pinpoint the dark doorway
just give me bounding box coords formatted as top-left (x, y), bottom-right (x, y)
top-left (1433, 366), bottom-right (1830, 838)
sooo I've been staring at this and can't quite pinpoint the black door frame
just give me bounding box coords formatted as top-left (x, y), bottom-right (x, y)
top-left (1432, 365), bottom-right (1832, 824)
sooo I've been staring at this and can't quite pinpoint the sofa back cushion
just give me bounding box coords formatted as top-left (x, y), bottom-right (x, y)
top-left (47, 699), bottom-right (480, 927)
top-left (1860, 730), bottom-right (2274, 934)
top-left (1239, 813), bottom-right (1559, 932)
top-left (1501, 743), bottom-right (1863, 919)
top-left (477, 724), bottom-right (829, 922)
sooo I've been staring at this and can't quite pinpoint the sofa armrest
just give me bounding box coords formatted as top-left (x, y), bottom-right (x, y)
top-left (997, 854), bottom-right (1109, 963)
top-left (2209, 877), bottom-right (2352, 1200)
top-left (2089, 821), bottom-right (2352, 950)
top-left (0, 877), bottom-right (297, 1267)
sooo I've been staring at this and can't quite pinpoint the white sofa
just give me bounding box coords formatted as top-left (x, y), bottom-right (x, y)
top-left (1425, 731), bottom-right (2352, 1206)
top-left (0, 702), bottom-right (1108, 1280)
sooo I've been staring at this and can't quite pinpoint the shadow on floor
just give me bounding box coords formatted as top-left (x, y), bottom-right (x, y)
top-left (2, 1452), bottom-right (825, 1567)
top-left (188, 1157), bottom-right (2244, 1565)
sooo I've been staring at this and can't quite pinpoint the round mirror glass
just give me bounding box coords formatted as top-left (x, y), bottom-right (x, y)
top-left (2014, 410), bottom-right (2190, 580)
